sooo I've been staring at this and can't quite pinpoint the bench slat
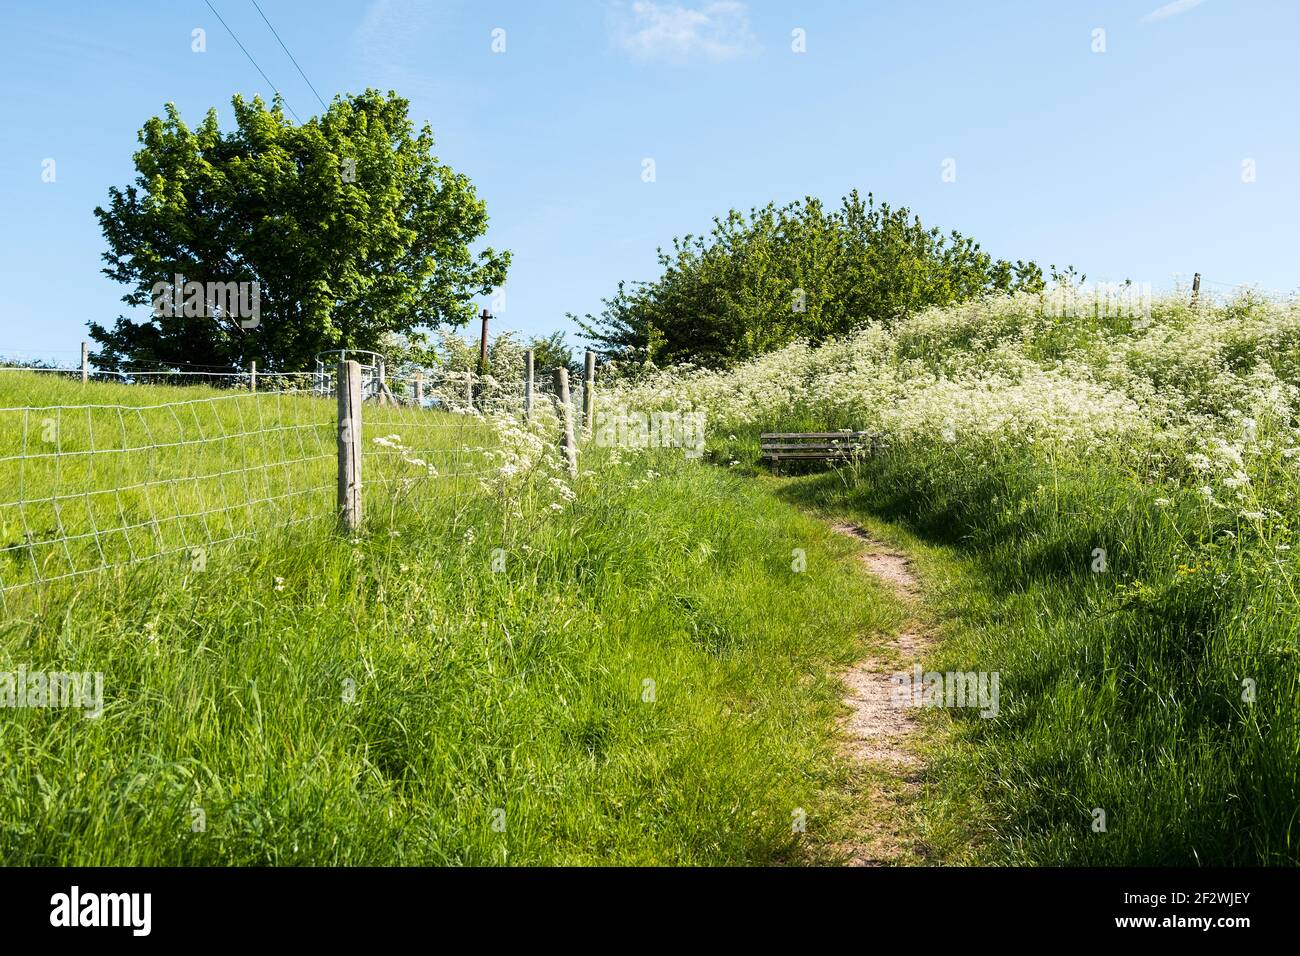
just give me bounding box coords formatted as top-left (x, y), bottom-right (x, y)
top-left (761, 451), bottom-right (861, 460)
top-left (761, 443), bottom-right (865, 451)
top-left (760, 432), bottom-right (871, 439)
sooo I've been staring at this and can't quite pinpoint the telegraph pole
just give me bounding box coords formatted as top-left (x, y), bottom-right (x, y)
top-left (478, 308), bottom-right (491, 375)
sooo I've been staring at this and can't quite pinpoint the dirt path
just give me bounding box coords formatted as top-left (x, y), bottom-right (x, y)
top-left (828, 522), bottom-right (933, 865)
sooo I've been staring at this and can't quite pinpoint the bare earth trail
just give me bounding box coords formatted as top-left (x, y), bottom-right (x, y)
top-left (828, 521), bottom-right (934, 865)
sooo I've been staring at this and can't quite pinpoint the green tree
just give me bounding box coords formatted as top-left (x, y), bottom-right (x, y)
top-left (573, 191), bottom-right (1043, 368)
top-left (526, 331), bottom-right (578, 378)
top-left (91, 90), bottom-right (509, 372)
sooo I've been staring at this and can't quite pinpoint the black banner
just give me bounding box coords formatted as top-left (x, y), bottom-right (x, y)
top-left (0, 866), bottom-right (1286, 942)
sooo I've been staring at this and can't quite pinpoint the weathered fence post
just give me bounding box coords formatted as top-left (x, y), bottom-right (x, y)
top-left (249, 360), bottom-right (257, 393)
top-left (465, 371), bottom-right (474, 411)
top-left (414, 371), bottom-right (424, 407)
top-left (583, 350), bottom-right (596, 433)
top-left (80, 342), bottom-right (88, 384)
top-left (554, 367), bottom-right (578, 476)
top-left (1190, 272), bottom-right (1201, 309)
top-left (524, 350), bottom-right (534, 420)
top-left (337, 360), bottom-right (362, 531)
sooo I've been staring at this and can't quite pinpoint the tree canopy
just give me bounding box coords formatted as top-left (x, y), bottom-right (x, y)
top-left (574, 191), bottom-right (1044, 368)
top-left (91, 89), bottom-right (509, 372)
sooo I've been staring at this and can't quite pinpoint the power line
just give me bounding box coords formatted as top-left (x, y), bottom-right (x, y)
top-left (249, 0), bottom-right (330, 113)
top-left (201, 0), bottom-right (301, 122)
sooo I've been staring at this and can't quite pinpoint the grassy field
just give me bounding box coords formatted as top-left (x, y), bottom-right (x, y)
top-left (10, 284), bottom-right (1298, 867)
top-left (0, 371), bottom-right (899, 864)
top-left (608, 290), bottom-right (1300, 865)
top-left (0, 371), bottom-right (501, 603)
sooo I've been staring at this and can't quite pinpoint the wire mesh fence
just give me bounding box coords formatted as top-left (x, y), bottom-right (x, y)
top-left (0, 364), bottom-right (325, 391)
top-left (0, 352), bottom-right (595, 610)
top-left (0, 347), bottom-right (591, 410)
top-left (0, 388), bottom-right (335, 609)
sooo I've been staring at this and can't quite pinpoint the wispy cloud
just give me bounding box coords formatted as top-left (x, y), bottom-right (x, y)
top-left (355, 0), bottom-right (461, 102)
top-left (613, 1), bottom-right (759, 62)
top-left (1141, 0), bottom-right (1208, 23)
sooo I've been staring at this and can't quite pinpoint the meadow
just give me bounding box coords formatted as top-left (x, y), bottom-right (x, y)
top-left (605, 288), bottom-right (1300, 865)
top-left (0, 370), bottom-right (896, 864)
top-left (4, 285), bottom-right (1298, 866)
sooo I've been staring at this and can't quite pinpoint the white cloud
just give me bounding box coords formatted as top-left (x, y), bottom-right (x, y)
top-left (614, 1), bottom-right (759, 61)
top-left (1141, 0), bottom-right (1208, 23)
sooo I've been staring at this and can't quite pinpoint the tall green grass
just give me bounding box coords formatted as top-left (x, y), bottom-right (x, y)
top-left (0, 372), bottom-right (895, 864)
top-left (611, 291), bottom-right (1300, 866)
top-left (755, 439), bottom-right (1300, 865)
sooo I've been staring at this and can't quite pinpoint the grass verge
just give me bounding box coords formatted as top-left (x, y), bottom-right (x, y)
top-left (767, 447), bottom-right (1300, 866)
top-left (1, 373), bottom-right (899, 863)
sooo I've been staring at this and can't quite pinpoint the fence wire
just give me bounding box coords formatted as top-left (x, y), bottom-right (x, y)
top-left (0, 357), bottom-right (597, 608)
top-left (0, 388), bottom-right (338, 609)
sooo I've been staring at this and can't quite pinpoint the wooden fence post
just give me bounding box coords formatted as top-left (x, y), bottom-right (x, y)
top-left (465, 371), bottom-right (474, 411)
top-left (337, 360), bottom-right (362, 531)
top-left (1190, 272), bottom-right (1201, 309)
top-left (249, 360), bottom-right (257, 393)
top-left (554, 367), bottom-right (578, 476)
top-left (415, 371), bottom-right (424, 407)
top-left (80, 342), bottom-right (88, 384)
top-left (583, 350), bottom-right (596, 433)
top-left (524, 350), bottom-right (534, 420)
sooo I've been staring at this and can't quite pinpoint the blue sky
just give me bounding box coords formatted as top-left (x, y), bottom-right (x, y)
top-left (1, 0), bottom-right (1296, 364)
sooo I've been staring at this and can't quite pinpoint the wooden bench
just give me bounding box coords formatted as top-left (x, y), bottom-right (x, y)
top-left (760, 431), bottom-right (875, 472)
